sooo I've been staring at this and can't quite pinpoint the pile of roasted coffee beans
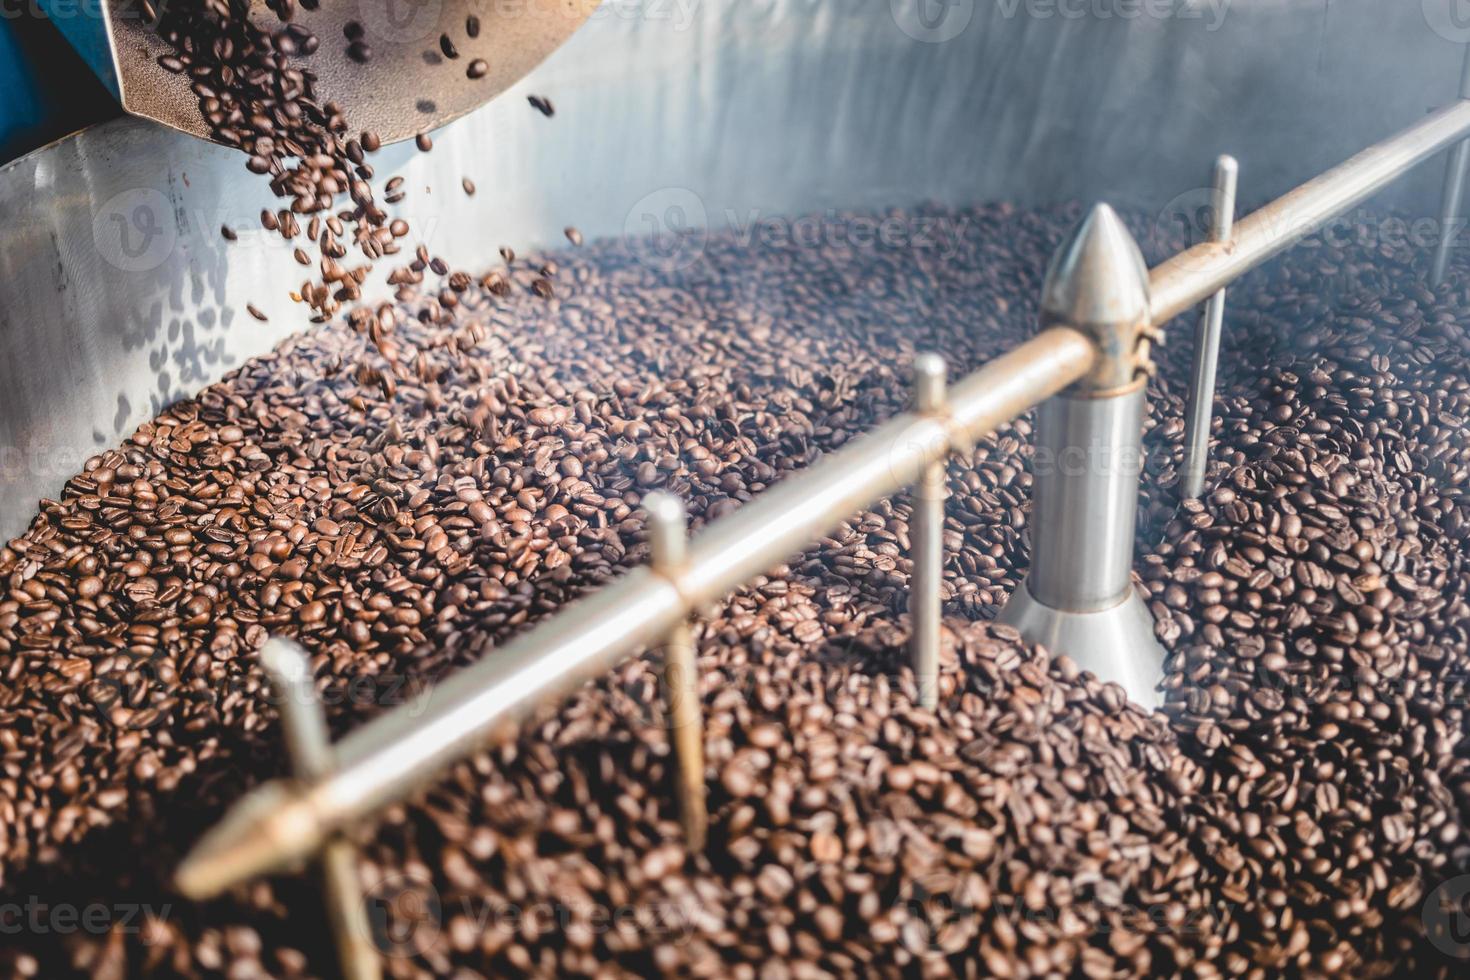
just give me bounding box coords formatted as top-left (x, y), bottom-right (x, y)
top-left (1134, 224), bottom-right (1470, 976)
top-left (2, 202), bottom-right (1470, 977)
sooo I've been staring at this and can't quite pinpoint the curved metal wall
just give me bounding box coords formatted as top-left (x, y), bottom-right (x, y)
top-left (0, 0), bottom-right (1465, 536)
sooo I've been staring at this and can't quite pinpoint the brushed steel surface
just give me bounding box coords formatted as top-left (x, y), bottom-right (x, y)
top-left (909, 353), bottom-right (947, 711)
top-left (40, 0), bottom-right (598, 147)
top-left (1019, 203), bottom-right (1152, 615)
top-left (1039, 203), bottom-right (1151, 394)
top-left (1432, 45), bottom-right (1470, 287)
top-left (1041, 205), bottom-right (1151, 337)
top-left (258, 639), bottom-right (335, 781)
top-left (646, 492), bottom-right (707, 852)
top-left (0, 118), bottom-right (304, 539)
top-left (1027, 386), bottom-right (1148, 613)
top-left (1000, 202), bottom-right (1159, 697)
top-left (1181, 155), bottom-right (1239, 500)
top-left (997, 581), bottom-right (1165, 708)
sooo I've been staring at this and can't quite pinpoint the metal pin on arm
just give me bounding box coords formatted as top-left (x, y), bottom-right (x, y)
top-left (910, 354), bottom-right (948, 710)
top-left (1181, 155), bottom-right (1239, 501)
top-left (258, 639), bottom-right (382, 980)
top-left (645, 493), bottom-right (708, 851)
top-left (1432, 45), bottom-right (1470, 287)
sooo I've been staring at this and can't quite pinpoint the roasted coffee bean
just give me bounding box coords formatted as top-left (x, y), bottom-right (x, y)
top-left (4, 202), bottom-right (1470, 979)
top-left (143, 0), bottom-right (458, 325)
top-left (467, 58), bottom-right (489, 80)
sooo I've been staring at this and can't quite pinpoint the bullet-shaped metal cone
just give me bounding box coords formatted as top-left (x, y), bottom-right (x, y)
top-left (175, 782), bottom-right (325, 900)
top-left (1040, 203), bottom-right (1150, 331)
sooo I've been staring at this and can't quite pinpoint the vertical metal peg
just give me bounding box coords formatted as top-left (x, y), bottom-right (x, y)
top-left (645, 493), bottom-right (707, 851)
top-left (1433, 45), bottom-right (1470, 287)
top-left (910, 354), bottom-right (948, 710)
top-left (1181, 154), bottom-right (1239, 500)
top-left (258, 639), bottom-right (382, 980)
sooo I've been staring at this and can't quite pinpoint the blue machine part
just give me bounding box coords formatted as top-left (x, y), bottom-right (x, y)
top-left (0, 25), bottom-right (50, 158)
top-left (34, 0), bottom-right (120, 96)
top-left (0, 16), bottom-right (114, 165)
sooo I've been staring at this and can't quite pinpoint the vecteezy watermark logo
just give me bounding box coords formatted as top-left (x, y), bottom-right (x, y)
top-left (623, 196), bottom-right (975, 273)
top-left (84, 664), bottom-right (434, 733)
top-left (727, 209), bottom-right (972, 255)
top-left (1157, 188), bottom-right (1470, 271)
top-left (897, 871), bottom-right (1227, 954)
top-left (1424, 875), bottom-right (1470, 960)
top-left (899, 869), bottom-right (985, 952)
top-left (93, 189), bottom-right (175, 274)
top-left (1, 0), bottom-right (167, 23)
top-left (588, 0), bottom-right (701, 32)
top-left (359, 870), bottom-right (701, 958)
top-left (891, 0), bottom-right (975, 42)
top-left (358, 0), bottom-right (444, 44)
top-left (1, 0), bottom-right (119, 22)
top-left (624, 187), bottom-right (709, 273)
top-left (881, 415), bottom-right (951, 507)
top-left (1155, 185), bottom-right (1222, 253)
top-left (0, 444), bottom-right (101, 481)
top-left (993, 0), bottom-right (1229, 30)
top-left (0, 897), bottom-right (172, 937)
top-left (1425, 0), bottom-right (1470, 43)
top-left (364, 871), bottom-right (443, 959)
